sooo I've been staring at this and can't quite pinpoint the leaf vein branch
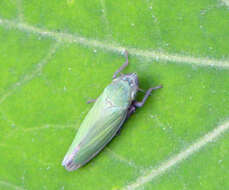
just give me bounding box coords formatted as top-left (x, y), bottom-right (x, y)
top-left (0, 42), bottom-right (60, 105)
top-left (0, 180), bottom-right (25, 190)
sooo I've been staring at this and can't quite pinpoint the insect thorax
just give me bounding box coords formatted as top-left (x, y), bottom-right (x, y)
top-left (103, 79), bottom-right (136, 108)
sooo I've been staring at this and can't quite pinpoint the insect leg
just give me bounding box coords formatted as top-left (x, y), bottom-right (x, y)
top-left (87, 99), bottom-right (97, 104)
top-left (112, 50), bottom-right (129, 79)
top-left (127, 105), bottom-right (136, 118)
top-left (137, 88), bottom-right (145, 93)
top-left (133, 85), bottom-right (163, 107)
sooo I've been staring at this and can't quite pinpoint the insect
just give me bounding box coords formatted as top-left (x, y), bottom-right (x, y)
top-left (62, 50), bottom-right (162, 171)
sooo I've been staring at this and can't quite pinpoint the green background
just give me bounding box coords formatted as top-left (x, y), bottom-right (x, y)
top-left (0, 0), bottom-right (229, 189)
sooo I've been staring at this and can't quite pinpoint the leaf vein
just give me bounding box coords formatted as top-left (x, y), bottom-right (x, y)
top-left (0, 180), bottom-right (25, 190)
top-left (106, 148), bottom-right (141, 170)
top-left (0, 18), bottom-right (228, 69)
top-left (0, 42), bottom-right (60, 105)
top-left (122, 120), bottom-right (229, 190)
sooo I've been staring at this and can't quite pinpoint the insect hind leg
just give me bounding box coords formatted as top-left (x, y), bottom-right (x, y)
top-left (87, 98), bottom-right (97, 104)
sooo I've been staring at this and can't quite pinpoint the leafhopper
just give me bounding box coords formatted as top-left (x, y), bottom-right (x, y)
top-left (62, 51), bottom-right (162, 171)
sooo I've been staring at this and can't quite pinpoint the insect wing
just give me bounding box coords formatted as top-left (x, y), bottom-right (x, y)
top-left (63, 91), bottom-right (128, 170)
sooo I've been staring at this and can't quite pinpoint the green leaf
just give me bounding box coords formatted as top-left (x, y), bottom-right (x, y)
top-left (0, 0), bottom-right (229, 190)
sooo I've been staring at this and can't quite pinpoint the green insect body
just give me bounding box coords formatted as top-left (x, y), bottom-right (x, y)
top-left (62, 51), bottom-right (162, 171)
